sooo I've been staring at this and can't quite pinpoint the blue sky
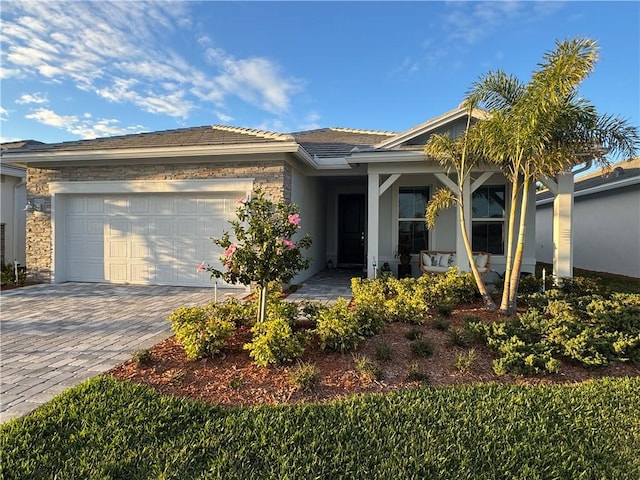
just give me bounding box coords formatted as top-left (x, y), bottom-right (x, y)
top-left (1, 0), bottom-right (639, 161)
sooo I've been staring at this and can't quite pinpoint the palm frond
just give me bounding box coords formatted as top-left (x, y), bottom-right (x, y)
top-left (425, 188), bottom-right (457, 230)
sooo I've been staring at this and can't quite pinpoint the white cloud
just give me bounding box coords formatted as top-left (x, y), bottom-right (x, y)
top-left (0, 106), bottom-right (9, 121)
top-left (1, 1), bottom-right (301, 123)
top-left (25, 107), bottom-right (146, 139)
top-left (215, 111), bottom-right (234, 123)
top-left (16, 93), bottom-right (48, 105)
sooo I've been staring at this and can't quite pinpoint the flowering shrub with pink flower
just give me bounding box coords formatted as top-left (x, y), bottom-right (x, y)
top-left (209, 188), bottom-right (312, 322)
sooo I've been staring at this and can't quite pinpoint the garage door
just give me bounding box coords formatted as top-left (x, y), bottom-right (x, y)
top-left (64, 193), bottom-right (238, 287)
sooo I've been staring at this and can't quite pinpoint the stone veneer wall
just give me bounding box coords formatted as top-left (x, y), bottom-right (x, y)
top-left (26, 160), bottom-right (288, 281)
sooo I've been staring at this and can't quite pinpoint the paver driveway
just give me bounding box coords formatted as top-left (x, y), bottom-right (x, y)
top-left (0, 282), bottom-right (243, 423)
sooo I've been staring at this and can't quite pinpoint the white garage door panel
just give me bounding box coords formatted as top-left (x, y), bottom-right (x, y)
top-left (65, 193), bottom-right (238, 287)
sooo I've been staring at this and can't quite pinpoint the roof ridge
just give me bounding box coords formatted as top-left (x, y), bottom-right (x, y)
top-left (575, 156), bottom-right (640, 182)
top-left (212, 125), bottom-right (293, 141)
top-left (330, 127), bottom-right (397, 136)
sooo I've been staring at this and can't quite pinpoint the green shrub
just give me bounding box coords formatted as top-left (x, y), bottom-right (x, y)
top-left (0, 262), bottom-right (27, 286)
top-left (432, 316), bottom-right (450, 331)
top-left (404, 326), bottom-right (424, 341)
top-left (132, 349), bottom-right (154, 367)
top-left (428, 268), bottom-right (479, 306)
top-left (436, 303), bottom-right (454, 317)
top-left (410, 339), bottom-right (433, 358)
top-left (517, 274), bottom-right (543, 295)
top-left (384, 277), bottom-right (429, 324)
top-left (314, 297), bottom-right (362, 352)
top-left (169, 304), bottom-right (236, 360)
top-left (405, 362), bottom-right (429, 382)
top-left (353, 354), bottom-right (382, 381)
top-left (374, 342), bottom-right (393, 362)
top-left (243, 317), bottom-right (307, 366)
top-left (448, 326), bottom-right (471, 347)
top-left (454, 349), bottom-right (476, 373)
top-left (351, 277), bottom-right (387, 334)
top-left (299, 300), bottom-right (327, 326)
top-left (289, 361), bottom-right (320, 392)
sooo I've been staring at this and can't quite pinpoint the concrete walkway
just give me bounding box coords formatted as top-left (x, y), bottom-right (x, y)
top-left (0, 270), bottom-right (357, 423)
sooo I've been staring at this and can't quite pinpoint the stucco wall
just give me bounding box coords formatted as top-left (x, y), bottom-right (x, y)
top-left (1, 174), bottom-right (26, 266)
top-left (537, 185), bottom-right (640, 278)
top-left (25, 159), bottom-right (287, 281)
top-left (290, 168), bottom-right (326, 283)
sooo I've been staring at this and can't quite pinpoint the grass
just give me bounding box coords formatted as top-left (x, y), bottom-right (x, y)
top-left (2, 376), bottom-right (639, 479)
top-left (536, 262), bottom-right (640, 294)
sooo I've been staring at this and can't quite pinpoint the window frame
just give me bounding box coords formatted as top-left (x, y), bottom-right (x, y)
top-left (396, 185), bottom-right (430, 255)
top-left (471, 184), bottom-right (506, 255)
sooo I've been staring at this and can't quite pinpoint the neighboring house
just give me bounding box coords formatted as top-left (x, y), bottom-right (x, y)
top-left (536, 157), bottom-right (640, 279)
top-left (0, 141), bottom-right (35, 269)
top-left (1, 105), bottom-right (545, 288)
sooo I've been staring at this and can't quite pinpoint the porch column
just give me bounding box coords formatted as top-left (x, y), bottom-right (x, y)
top-left (456, 176), bottom-right (471, 272)
top-left (553, 172), bottom-right (574, 279)
top-left (367, 173), bottom-right (380, 279)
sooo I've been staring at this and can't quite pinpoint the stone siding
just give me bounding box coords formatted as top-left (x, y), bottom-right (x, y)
top-left (26, 160), bottom-right (288, 281)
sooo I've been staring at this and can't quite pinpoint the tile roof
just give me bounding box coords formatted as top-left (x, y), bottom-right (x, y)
top-left (291, 128), bottom-right (397, 158)
top-left (1, 126), bottom-right (293, 153)
top-left (537, 157), bottom-right (640, 201)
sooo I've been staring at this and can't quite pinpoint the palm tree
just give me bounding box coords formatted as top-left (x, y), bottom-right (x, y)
top-left (424, 106), bottom-right (497, 311)
top-left (468, 37), bottom-right (639, 315)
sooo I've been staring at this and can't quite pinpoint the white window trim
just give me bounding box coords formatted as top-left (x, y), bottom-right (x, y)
top-left (393, 184), bottom-right (431, 256)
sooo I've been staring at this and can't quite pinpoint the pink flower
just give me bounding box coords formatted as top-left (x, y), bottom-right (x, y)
top-left (282, 239), bottom-right (296, 249)
top-left (222, 244), bottom-right (237, 258)
top-left (288, 213), bottom-right (301, 227)
top-left (236, 196), bottom-right (246, 205)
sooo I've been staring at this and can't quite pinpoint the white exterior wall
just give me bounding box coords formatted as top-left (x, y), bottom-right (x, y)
top-left (535, 204), bottom-right (554, 264)
top-left (291, 168), bottom-right (326, 283)
top-left (536, 183), bottom-right (640, 278)
top-left (0, 172), bottom-right (26, 266)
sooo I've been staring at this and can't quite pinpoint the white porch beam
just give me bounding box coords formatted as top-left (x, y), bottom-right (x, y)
top-left (539, 175), bottom-right (558, 195)
top-left (471, 172), bottom-right (493, 193)
top-left (379, 174), bottom-right (401, 196)
top-left (553, 172), bottom-right (574, 279)
top-left (367, 173), bottom-right (380, 279)
top-left (434, 173), bottom-right (460, 194)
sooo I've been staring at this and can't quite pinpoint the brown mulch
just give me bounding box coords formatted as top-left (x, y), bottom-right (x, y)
top-left (107, 300), bottom-right (640, 408)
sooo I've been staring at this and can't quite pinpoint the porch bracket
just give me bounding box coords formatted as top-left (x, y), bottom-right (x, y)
top-left (434, 173), bottom-right (460, 195)
top-left (379, 174), bottom-right (400, 197)
top-left (470, 172), bottom-right (493, 193)
top-left (539, 175), bottom-right (558, 195)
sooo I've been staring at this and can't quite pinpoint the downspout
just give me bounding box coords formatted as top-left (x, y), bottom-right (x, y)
top-left (571, 160), bottom-right (593, 176)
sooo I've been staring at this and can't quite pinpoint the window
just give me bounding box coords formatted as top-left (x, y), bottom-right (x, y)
top-left (398, 187), bottom-right (429, 254)
top-left (472, 185), bottom-right (505, 254)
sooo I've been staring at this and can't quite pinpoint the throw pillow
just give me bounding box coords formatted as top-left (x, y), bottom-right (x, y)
top-left (475, 254), bottom-right (488, 269)
top-left (448, 254), bottom-right (456, 267)
top-left (438, 254), bottom-right (448, 267)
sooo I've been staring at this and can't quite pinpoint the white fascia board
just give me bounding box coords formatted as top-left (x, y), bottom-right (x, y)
top-left (0, 161), bottom-right (26, 178)
top-left (349, 151), bottom-right (426, 164)
top-left (1, 142), bottom-right (301, 164)
top-left (374, 106), bottom-right (487, 150)
top-left (49, 178), bottom-right (255, 194)
top-left (536, 176), bottom-right (640, 206)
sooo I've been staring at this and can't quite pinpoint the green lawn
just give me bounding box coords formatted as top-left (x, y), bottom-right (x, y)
top-left (2, 376), bottom-right (639, 480)
top-left (535, 262), bottom-right (640, 294)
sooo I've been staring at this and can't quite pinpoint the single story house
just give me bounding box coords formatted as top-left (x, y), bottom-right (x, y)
top-left (2, 105), bottom-right (581, 289)
top-left (536, 157), bottom-right (640, 278)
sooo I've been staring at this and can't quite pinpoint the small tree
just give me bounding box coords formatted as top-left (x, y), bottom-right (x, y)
top-left (208, 188), bottom-right (312, 323)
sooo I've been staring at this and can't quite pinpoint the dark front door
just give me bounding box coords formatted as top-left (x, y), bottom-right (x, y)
top-left (338, 194), bottom-right (365, 266)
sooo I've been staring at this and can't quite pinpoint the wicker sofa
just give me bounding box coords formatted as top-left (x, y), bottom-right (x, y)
top-left (419, 250), bottom-right (491, 276)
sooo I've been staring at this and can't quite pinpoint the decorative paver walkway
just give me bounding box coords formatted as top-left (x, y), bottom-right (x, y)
top-left (0, 283), bottom-right (242, 423)
top-left (0, 269), bottom-right (358, 423)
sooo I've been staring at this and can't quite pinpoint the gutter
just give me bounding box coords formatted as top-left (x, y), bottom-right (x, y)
top-left (536, 175), bottom-right (640, 206)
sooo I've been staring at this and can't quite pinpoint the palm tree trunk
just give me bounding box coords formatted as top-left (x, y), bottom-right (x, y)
top-left (459, 202), bottom-right (497, 311)
top-left (499, 176), bottom-right (520, 314)
top-left (507, 175), bottom-right (531, 315)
